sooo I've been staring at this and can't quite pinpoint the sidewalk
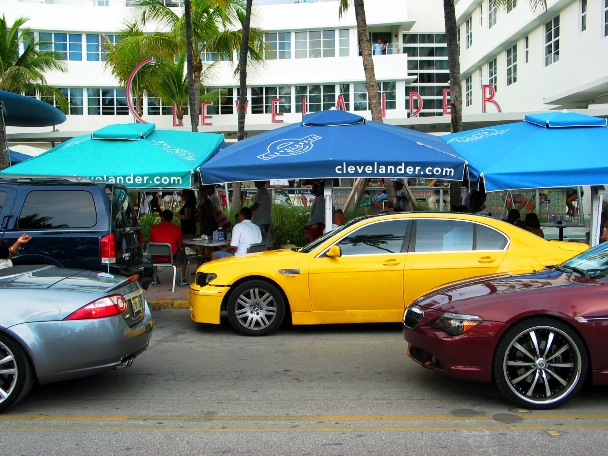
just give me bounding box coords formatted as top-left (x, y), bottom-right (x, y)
top-left (144, 267), bottom-right (190, 310)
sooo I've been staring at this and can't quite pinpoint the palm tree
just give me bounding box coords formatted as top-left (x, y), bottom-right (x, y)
top-left (338, 1), bottom-right (397, 211)
top-left (0, 15), bottom-right (67, 170)
top-left (231, 0), bottom-right (254, 209)
top-left (103, 23), bottom-right (167, 117)
top-left (134, 0), bottom-right (263, 133)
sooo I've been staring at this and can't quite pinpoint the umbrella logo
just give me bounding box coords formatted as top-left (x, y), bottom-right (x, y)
top-left (151, 140), bottom-right (196, 161)
top-left (258, 134), bottom-right (322, 160)
top-left (447, 128), bottom-right (508, 143)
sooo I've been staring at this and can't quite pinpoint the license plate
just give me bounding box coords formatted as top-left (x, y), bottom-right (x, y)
top-left (131, 293), bottom-right (143, 315)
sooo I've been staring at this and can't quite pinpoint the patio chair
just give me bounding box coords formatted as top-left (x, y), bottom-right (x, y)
top-left (147, 242), bottom-right (177, 293)
top-left (247, 242), bottom-right (267, 253)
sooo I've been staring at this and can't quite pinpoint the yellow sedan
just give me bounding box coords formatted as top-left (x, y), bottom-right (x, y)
top-left (189, 213), bottom-right (587, 336)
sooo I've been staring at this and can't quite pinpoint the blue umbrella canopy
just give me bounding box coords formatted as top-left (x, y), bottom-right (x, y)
top-left (0, 90), bottom-right (66, 127)
top-left (1, 123), bottom-right (226, 189)
top-left (201, 110), bottom-right (468, 184)
top-left (443, 111), bottom-right (608, 191)
top-left (8, 150), bottom-right (34, 165)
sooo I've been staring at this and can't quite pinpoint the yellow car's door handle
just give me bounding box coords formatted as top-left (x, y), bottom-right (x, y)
top-left (478, 256), bottom-right (496, 263)
top-left (383, 259), bottom-right (401, 266)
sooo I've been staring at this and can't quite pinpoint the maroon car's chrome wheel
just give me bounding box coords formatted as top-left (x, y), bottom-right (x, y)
top-left (0, 334), bottom-right (34, 412)
top-left (227, 280), bottom-right (286, 336)
top-left (493, 318), bottom-right (588, 409)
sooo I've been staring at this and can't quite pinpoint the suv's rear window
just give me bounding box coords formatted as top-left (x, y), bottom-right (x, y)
top-left (19, 190), bottom-right (97, 229)
top-left (109, 187), bottom-right (138, 228)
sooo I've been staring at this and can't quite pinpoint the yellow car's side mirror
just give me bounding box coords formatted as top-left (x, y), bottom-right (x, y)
top-left (325, 245), bottom-right (342, 258)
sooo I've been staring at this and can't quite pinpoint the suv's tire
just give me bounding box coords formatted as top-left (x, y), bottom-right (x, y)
top-left (227, 280), bottom-right (285, 336)
top-left (493, 317), bottom-right (587, 409)
top-left (0, 333), bottom-right (35, 413)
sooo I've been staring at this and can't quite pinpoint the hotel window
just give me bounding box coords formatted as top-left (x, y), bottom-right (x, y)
top-left (581, 0), bottom-right (587, 31)
top-left (251, 86), bottom-right (291, 114)
top-left (86, 34), bottom-right (120, 61)
top-left (339, 29), bottom-right (349, 56)
top-left (379, 82), bottom-right (397, 110)
top-left (488, 58), bottom-right (497, 91)
top-left (264, 32), bottom-right (291, 60)
top-left (87, 88), bottom-right (129, 115)
top-left (545, 16), bottom-right (560, 66)
top-left (62, 88), bottom-right (84, 115)
top-left (295, 85), bottom-right (336, 113)
top-left (39, 32), bottom-right (82, 61)
top-left (465, 17), bottom-right (473, 49)
top-left (465, 76), bottom-right (472, 107)
top-left (295, 30), bottom-right (337, 59)
top-left (506, 0), bottom-right (517, 13)
top-left (525, 36), bottom-right (529, 62)
top-left (506, 44), bottom-right (517, 86)
top-left (147, 97), bottom-right (174, 116)
top-left (488, 0), bottom-right (497, 28)
top-left (203, 88), bottom-right (234, 115)
top-left (338, 83), bottom-right (350, 110)
top-left (353, 83), bottom-right (368, 111)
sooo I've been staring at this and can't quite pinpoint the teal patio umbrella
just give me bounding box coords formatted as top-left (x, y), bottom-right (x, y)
top-left (1, 123), bottom-right (225, 189)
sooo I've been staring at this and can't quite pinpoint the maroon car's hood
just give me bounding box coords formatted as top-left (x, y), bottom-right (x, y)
top-left (412, 268), bottom-right (585, 312)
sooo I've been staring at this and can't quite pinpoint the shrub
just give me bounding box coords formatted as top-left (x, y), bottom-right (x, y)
top-left (272, 203), bottom-right (309, 247)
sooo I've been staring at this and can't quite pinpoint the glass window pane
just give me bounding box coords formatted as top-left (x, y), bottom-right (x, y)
top-left (337, 220), bottom-right (409, 255)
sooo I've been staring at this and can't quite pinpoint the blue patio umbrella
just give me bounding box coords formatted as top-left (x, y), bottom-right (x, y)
top-left (1, 123), bottom-right (226, 189)
top-left (200, 110), bottom-right (468, 184)
top-left (443, 111), bottom-right (608, 192)
top-left (0, 90), bottom-right (66, 127)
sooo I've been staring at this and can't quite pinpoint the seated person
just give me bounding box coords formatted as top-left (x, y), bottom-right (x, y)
top-left (332, 209), bottom-right (345, 229)
top-left (427, 179), bottom-right (449, 209)
top-left (0, 234), bottom-right (32, 269)
top-left (525, 213), bottom-right (544, 238)
top-left (150, 210), bottom-right (185, 284)
top-left (566, 188), bottom-right (579, 216)
top-left (506, 208), bottom-right (527, 229)
top-left (213, 207), bottom-right (262, 260)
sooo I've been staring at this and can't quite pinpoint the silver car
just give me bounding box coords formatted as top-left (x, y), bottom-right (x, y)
top-left (0, 264), bottom-right (154, 412)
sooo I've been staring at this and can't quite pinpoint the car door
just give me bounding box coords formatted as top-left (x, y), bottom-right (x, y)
top-left (403, 218), bottom-right (509, 304)
top-left (0, 187), bottom-right (17, 232)
top-left (308, 219), bottom-right (410, 319)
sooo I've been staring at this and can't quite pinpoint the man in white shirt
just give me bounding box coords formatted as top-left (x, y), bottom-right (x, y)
top-left (212, 207), bottom-right (262, 260)
top-left (250, 180), bottom-right (273, 245)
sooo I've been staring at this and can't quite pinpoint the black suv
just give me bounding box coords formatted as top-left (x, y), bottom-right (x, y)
top-left (0, 176), bottom-right (147, 280)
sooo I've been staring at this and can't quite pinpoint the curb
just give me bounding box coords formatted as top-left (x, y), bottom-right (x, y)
top-left (147, 299), bottom-right (190, 310)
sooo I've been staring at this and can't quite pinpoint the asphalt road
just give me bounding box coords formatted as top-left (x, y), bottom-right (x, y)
top-left (2, 309), bottom-right (608, 455)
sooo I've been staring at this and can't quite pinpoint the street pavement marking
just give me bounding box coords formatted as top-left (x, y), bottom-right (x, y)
top-left (1, 413), bottom-right (608, 433)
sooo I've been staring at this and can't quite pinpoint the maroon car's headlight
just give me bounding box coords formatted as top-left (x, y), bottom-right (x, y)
top-left (431, 312), bottom-right (484, 336)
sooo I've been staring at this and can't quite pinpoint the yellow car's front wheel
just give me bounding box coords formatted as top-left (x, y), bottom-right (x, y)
top-left (227, 280), bottom-right (286, 336)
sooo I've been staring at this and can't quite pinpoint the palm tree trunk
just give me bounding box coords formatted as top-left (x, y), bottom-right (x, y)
top-left (344, 0), bottom-right (392, 212)
top-left (184, 0), bottom-right (198, 133)
top-left (443, 0), bottom-right (463, 208)
top-left (231, 0), bottom-right (253, 209)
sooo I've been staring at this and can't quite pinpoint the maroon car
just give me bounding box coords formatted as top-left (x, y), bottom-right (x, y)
top-left (403, 241), bottom-right (608, 409)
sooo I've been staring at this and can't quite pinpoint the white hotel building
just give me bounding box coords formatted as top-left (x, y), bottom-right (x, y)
top-left (3, 0), bottom-right (608, 144)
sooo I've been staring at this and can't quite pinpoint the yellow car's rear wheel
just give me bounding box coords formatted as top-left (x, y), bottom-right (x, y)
top-left (227, 280), bottom-right (285, 336)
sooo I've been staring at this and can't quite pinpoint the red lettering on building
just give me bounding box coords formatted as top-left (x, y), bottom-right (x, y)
top-left (201, 102), bottom-right (213, 126)
top-left (409, 92), bottom-right (423, 117)
top-left (272, 98), bottom-right (284, 123)
top-left (443, 88), bottom-right (451, 115)
top-left (335, 95), bottom-right (347, 111)
top-left (483, 85), bottom-right (502, 113)
top-left (172, 104), bottom-right (183, 127)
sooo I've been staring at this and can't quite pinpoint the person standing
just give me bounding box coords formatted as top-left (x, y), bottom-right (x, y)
top-left (373, 38), bottom-right (386, 55)
top-left (174, 189), bottom-right (197, 239)
top-left (305, 180), bottom-right (326, 242)
top-left (250, 180), bottom-right (272, 247)
top-left (212, 207), bottom-right (262, 260)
